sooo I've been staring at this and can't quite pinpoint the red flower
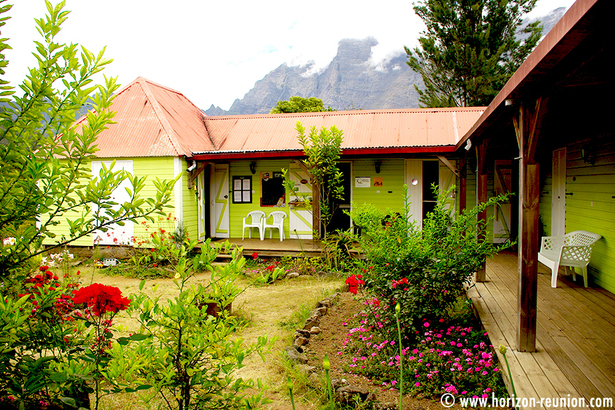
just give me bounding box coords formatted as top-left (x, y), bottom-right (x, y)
top-left (345, 274), bottom-right (365, 295)
top-left (72, 283), bottom-right (130, 316)
top-left (252, 252), bottom-right (259, 260)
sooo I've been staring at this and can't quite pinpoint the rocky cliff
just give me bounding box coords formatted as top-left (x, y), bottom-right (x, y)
top-left (204, 8), bottom-right (566, 116)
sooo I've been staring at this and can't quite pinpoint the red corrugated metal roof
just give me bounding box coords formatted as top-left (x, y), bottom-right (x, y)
top-left (197, 107), bottom-right (484, 158)
top-left (78, 77), bottom-right (484, 159)
top-left (80, 77), bottom-right (214, 157)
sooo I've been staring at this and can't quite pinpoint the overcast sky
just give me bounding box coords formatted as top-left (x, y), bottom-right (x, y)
top-left (4, 0), bottom-right (575, 110)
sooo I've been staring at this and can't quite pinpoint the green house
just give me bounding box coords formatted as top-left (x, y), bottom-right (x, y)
top-left (49, 78), bottom-right (488, 250)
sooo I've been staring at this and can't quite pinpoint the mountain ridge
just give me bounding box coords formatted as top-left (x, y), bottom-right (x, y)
top-left (204, 7), bottom-right (566, 116)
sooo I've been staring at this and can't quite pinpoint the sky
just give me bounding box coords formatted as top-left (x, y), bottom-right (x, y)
top-left (4, 0), bottom-right (576, 111)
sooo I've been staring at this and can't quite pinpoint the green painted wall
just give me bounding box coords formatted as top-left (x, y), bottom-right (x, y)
top-left (229, 160), bottom-right (290, 239)
top-left (351, 158), bottom-right (405, 214)
top-left (44, 156), bottom-right (180, 248)
top-left (561, 137), bottom-right (615, 293)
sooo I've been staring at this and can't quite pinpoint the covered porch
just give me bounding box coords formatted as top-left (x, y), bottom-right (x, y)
top-left (469, 251), bottom-right (615, 408)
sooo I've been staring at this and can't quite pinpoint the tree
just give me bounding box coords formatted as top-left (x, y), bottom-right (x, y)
top-left (270, 96), bottom-right (335, 114)
top-left (406, 0), bottom-right (543, 107)
top-left (283, 122), bottom-right (344, 239)
top-left (0, 0), bottom-right (176, 277)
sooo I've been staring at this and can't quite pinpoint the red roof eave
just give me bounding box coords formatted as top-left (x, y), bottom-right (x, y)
top-left (190, 146), bottom-right (456, 161)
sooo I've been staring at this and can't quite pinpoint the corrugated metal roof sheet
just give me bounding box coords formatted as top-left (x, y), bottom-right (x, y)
top-left (78, 77), bottom-right (484, 159)
top-left (79, 77), bottom-right (214, 158)
top-left (197, 107), bottom-right (485, 155)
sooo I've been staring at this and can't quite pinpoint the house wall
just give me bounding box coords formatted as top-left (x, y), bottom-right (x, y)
top-left (224, 157), bottom-right (476, 240)
top-left (229, 160), bottom-right (290, 239)
top-left (43, 156), bottom-right (181, 248)
top-left (351, 158), bottom-right (405, 214)
top-left (560, 137), bottom-right (614, 293)
top-left (538, 135), bottom-right (615, 293)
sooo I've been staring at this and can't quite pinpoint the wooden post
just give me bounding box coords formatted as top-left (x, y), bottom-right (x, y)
top-left (514, 97), bottom-right (547, 352)
top-left (458, 154), bottom-right (467, 214)
top-left (475, 139), bottom-right (488, 282)
top-left (312, 180), bottom-right (321, 238)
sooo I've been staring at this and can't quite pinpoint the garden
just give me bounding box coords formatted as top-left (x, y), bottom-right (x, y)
top-left (0, 186), bottom-right (516, 410)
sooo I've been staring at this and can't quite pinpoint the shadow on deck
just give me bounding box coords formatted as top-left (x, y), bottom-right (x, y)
top-left (468, 251), bottom-right (615, 409)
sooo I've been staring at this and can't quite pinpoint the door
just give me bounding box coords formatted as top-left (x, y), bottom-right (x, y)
top-left (552, 148), bottom-right (566, 237)
top-left (328, 162), bottom-right (352, 233)
top-left (197, 169), bottom-right (206, 241)
top-left (405, 160), bottom-right (423, 228)
top-left (288, 163), bottom-right (313, 239)
top-left (210, 164), bottom-right (229, 238)
top-left (405, 159), bottom-right (457, 229)
top-left (91, 160), bottom-right (134, 246)
top-left (493, 160), bottom-right (513, 243)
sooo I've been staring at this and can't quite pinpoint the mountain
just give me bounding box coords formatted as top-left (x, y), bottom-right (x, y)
top-left (204, 8), bottom-right (567, 116)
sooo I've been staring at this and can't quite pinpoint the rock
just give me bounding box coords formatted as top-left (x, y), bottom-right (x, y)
top-left (303, 314), bottom-right (320, 330)
top-left (294, 329), bottom-right (311, 338)
top-left (309, 326), bottom-right (322, 335)
top-left (293, 336), bottom-right (309, 347)
top-left (297, 365), bottom-right (317, 376)
top-left (336, 385), bottom-right (376, 405)
top-left (316, 298), bottom-right (333, 308)
top-left (312, 306), bottom-right (327, 317)
top-left (309, 372), bottom-right (321, 386)
top-left (287, 272), bottom-right (300, 278)
top-left (285, 346), bottom-right (308, 364)
top-left (331, 378), bottom-right (349, 390)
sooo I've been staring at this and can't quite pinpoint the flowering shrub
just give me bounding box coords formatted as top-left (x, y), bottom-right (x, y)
top-left (345, 274), bottom-right (364, 294)
top-left (351, 186), bottom-right (512, 338)
top-left (0, 267), bottom-right (141, 410)
top-left (72, 283), bottom-right (130, 316)
top-left (338, 305), bottom-right (507, 401)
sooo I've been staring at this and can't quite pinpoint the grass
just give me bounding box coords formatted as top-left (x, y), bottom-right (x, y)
top-left (69, 264), bottom-right (345, 410)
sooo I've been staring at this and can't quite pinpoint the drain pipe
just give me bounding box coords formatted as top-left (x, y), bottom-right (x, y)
top-left (186, 160), bottom-right (197, 172)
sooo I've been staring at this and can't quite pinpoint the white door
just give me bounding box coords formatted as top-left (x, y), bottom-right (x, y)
top-left (197, 170), bottom-right (206, 241)
top-left (493, 160), bottom-right (513, 243)
top-left (405, 160), bottom-right (423, 228)
top-left (405, 159), bottom-right (457, 230)
top-left (439, 160), bottom-right (457, 215)
top-left (210, 164), bottom-right (229, 238)
top-left (91, 160), bottom-right (134, 246)
top-left (288, 163), bottom-right (313, 239)
top-left (552, 148), bottom-right (566, 237)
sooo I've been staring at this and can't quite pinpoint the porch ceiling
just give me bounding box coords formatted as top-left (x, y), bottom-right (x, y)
top-left (456, 0), bottom-right (614, 155)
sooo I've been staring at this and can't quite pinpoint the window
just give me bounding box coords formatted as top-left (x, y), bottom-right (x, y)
top-left (261, 171), bottom-right (285, 206)
top-left (232, 176), bottom-right (252, 203)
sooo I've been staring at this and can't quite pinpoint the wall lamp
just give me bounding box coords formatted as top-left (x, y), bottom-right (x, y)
top-left (581, 143), bottom-right (596, 165)
top-left (249, 161), bottom-right (257, 174)
top-left (374, 160), bottom-right (382, 174)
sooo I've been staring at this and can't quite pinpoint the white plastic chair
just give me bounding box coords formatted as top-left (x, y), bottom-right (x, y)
top-left (264, 211), bottom-right (286, 241)
top-left (242, 211), bottom-right (265, 240)
top-left (538, 230), bottom-right (602, 288)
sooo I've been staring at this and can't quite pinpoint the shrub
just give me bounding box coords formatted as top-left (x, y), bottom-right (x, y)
top-left (351, 185), bottom-right (512, 339)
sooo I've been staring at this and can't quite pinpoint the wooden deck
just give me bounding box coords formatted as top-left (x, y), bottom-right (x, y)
top-left (468, 251), bottom-right (615, 409)
top-left (209, 237), bottom-right (323, 258)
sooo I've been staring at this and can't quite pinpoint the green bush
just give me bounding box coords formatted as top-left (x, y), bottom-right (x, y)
top-left (351, 185), bottom-right (512, 339)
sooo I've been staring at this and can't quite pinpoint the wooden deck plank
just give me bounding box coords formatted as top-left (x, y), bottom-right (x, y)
top-left (469, 251), bottom-right (615, 410)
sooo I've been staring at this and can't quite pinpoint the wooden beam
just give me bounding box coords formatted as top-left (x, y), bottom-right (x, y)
top-left (515, 98), bottom-right (546, 353)
top-left (437, 155), bottom-right (460, 178)
top-left (475, 139), bottom-right (488, 282)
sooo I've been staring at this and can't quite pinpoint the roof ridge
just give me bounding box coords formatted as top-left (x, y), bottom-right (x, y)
top-left (204, 106), bottom-right (486, 121)
top-left (137, 78), bottom-right (186, 157)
